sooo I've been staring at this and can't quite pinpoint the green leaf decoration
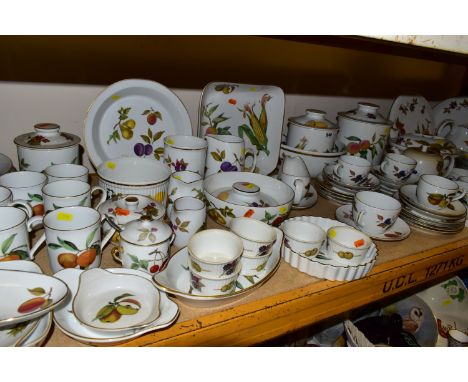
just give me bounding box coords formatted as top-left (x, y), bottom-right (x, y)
top-left (114, 293), bottom-right (134, 302)
top-left (28, 194), bottom-right (43, 202)
top-left (93, 304), bottom-right (115, 321)
top-left (141, 135), bottom-right (151, 144)
top-left (139, 260), bottom-right (149, 269)
top-left (131, 263), bottom-right (139, 270)
top-left (191, 260), bottom-right (201, 273)
top-left (345, 136), bottom-right (362, 142)
top-left (154, 147), bottom-right (164, 160)
top-left (79, 197), bottom-right (88, 207)
top-left (236, 281), bottom-right (244, 290)
top-left (220, 281), bottom-right (235, 292)
top-left (52, 203), bottom-right (62, 210)
top-left (208, 104), bottom-right (219, 116)
top-left (147, 128), bottom-right (153, 139)
top-left (210, 151), bottom-right (223, 162)
top-left (153, 131), bottom-right (164, 142)
top-left (28, 287), bottom-right (46, 296)
top-left (13, 250), bottom-right (29, 260)
top-left (213, 115), bottom-right (229, 125)
top-left (47, 243), bottom-right (62, 250)
top-left (57, 237), bottom-right (79, 252)
top-left (244, 275), bottom-right (256, 285)
top-left (128, 254), bottom-right (139, 262)
top-left (86, 228), bottom-right (99, 249)
top-left (1, 233), bottom-right (16, 254)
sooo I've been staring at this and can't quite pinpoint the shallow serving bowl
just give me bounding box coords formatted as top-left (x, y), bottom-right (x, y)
top-left (97, 156), bottom-right (170, 204)
top-left (0, 269), bottom-right (68, 328)
top-left (72, 268), bottom-right (160, 332)
top-left (203, 171), bottom-right (294, 227)
top-left (280, 143), bottom-right (344, 178)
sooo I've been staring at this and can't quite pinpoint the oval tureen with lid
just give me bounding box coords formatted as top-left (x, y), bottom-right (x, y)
top-left (14, 123), bottom-right (81, 172)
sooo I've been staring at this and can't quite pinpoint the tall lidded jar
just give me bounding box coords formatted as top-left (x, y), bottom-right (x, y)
top-left (14, 123), bottom-right (81, 172)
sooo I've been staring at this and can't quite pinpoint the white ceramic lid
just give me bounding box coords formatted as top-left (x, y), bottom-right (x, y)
top-left (217, 181), bottom-right (276, 207)
top-left (288, 109), bottom-right (336, 129)
top-left (338, 102), bottom-right (392, 125)
top-left (99, 194), bottom-right (164, 226)
top-left (14, 123), bottom-right (81, 149)
top-left (121, 216), bottom-right (172, 245)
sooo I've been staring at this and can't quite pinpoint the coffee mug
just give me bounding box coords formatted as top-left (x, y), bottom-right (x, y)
top-left (164, 135), bottom-right (208, 177)
top-left (416, 174), bottom-right (465, 210)
top-left (42, 180), bottom-right (106, 214)
top-left (380, 153), bottom-right (417, 182)
top-left (353, 191), bottom-right (401, 235)
top-left (36, 206), bottom-right (114, 273)
top-left (0, 206), bottom-right (43, 261)
top-left (44, 163), bottom-right (89, 183)
top-left (0, 185), bottom-right (33, 216)
top-left (0, 171), bottom-right (47, 216)
top-left (333, 155), bottom-right (371, 185)
top-left (169, 196), bottom-right (206, 248)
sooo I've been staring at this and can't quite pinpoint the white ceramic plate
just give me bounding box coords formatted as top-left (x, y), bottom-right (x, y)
top-left (433, 97), bottom-right (468, 134)
top-left (53, 268), bottom-right (179, 344)
top-left (84, 79), bottom-right (192, 168)
top-left (388, 95), bottom-right (434, 138)
top-left (153, 228), bottom-right (283, 304)
top-left (0, 269), bottom-right (68, 328)
top-left (198, 82), bottom-right (284, 175)
top-left (72, 268), bottom-right (160, 332)
top-left (417, 276), bottom-right (468, 346)
top-left (0, 313), bottom-right (39, 347)
top-left (335, 204), bottom-right (411, 241)
top-left (23, 312), bottom-right (52, 347)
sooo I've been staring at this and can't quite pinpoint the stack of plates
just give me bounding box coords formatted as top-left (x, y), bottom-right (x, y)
top-left (316, 164), bottom-right (380, 205)
top-left (371, 165), bottom-right (415, 197)
top-left (399, 185), bottom-right (467, 234)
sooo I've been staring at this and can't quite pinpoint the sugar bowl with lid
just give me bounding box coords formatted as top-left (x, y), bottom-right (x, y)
top-left (110, 215), bottom-right (174, 275)
top-left (14, 123), bottom-right (81, 172)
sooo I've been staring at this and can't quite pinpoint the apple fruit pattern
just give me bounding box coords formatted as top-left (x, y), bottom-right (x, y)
top-left (47, 227), bottom-right (100, 270)
top-left (17, 287), bottom-right (53, 314)
top-left (93, 293), bottom-right (141, 324)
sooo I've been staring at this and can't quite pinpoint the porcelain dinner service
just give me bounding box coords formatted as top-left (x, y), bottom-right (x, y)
top-left (0, 81), bottom-right (467, 347)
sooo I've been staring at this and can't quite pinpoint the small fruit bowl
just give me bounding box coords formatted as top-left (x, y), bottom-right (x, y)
top-left (327, 226), bottom-right (372, 266)
top-left (72, 268), bottom-right (160, 332)
top-left (188, 261), bottom-right (241, 296)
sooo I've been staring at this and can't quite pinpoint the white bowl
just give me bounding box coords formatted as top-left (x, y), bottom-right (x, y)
top-left (188, 263), bottom-right (241, 296)
top-left (204, 172), bottom-right (294, 227)
top-left (327, 226), bottom-right (372, 266)
top-left (280, 144), bottom-right (344, 178)
top-left (230, 217), bottom-right (277, 257)
top-left (72, 268), bottom-right (160, 332)
top-left (97, 157), bottom-right (170, 204)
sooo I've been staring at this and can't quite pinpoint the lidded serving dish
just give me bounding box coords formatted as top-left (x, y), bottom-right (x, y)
top-left (336, 102), bottom-right (393, 165)
top-left (14, 123), bottom-right (81, 172)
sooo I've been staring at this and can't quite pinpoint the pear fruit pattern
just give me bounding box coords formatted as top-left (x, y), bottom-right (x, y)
top-left (93, 293), bottom-right (141, 324)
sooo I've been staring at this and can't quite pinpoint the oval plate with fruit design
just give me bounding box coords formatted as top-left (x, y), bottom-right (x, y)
top-left (53, 268), bottom-right (179, 344)
top-left (0, 269), bottom-right (68, 328)
top-left (153, 228), bottom-right (282, 305)
top-left (84, 79), bottom-right (192, 168)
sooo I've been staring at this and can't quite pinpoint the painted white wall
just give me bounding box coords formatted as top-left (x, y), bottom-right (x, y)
top-left (0, 81), bottom-right (393, 171)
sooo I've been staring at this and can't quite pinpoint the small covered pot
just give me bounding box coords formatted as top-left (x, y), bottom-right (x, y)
top-left (110, 215), bottom-right (174, 275)
top-left (286, 109), bottom-right (339, 152)
top-left (336, 102), bottom-right (392, 165)
top-left (14, 123), bottom-right (81, 172)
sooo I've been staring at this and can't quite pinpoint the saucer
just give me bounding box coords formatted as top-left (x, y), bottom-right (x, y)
top-left (153, 228), bottom-right (282, 305)
top-left (335, 204), bottom-right (411, 241)
top-left (399, 185), bottom-right (467, 218)
top-left (53, 268), bottom-right (179, 345)
top-left (323, 164), bottom-right (380, 190)
top-left (292, 185), bottom-right (318, 210)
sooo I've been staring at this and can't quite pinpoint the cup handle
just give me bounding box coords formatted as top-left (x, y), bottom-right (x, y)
top-left (293, 179), bottom-right (306, 205)
top-left (355, 210), bottom-right (366, 225)
top-left (452, 188), bottom-right (466, 202)
top-left (244, 149), bottom-right (257, 173)
top-left (442, 155), bottom-right (455, 177)
top-left (435, 119), bottom-right (454, 138)
top-left (91, 186), bottom-right (107, 210)
top-left (8, 199), bottom-right (33, 218)
top-left (110, 246), bottom-right (122, 264)
top-left (333, 163), bottom-right (343, 178)
top-left (28, 230), bottom-right (46, 260)
top-left (100, 215), bottom-right (117, 251)
top-left (380, 160), bottom-right (389, 174)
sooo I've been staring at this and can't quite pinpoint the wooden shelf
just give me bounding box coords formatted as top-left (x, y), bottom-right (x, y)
top-left (39, 194), bottom-right (468, 347)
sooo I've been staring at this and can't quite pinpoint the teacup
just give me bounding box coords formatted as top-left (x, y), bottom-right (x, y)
top-left (0, 185), bottom-right (33, 216)
top-left (44, 163), bottom-right (89, 183)
top-left (0, 206), bottom-right (43, 261)
top-left (281, 155), bottom-right (310, 178)
top-left (36, 206), bottom-right (114, 273)
top-left (353, 191), bottom-right (401, 235)
top-left (0, 171), bottom-right (47, 216)
top-left (169, 196), bottom-right (206, 248)
top-left (189, 263), bottom-right (241, 296)
top-left (164, 135), bottom-right (208, 177)
top-left (380, 153), bottom-right (417, 182)
top-left (187, 229), bottom-right (243, 279)
top-left (333, 155), bottom-right (371, 185)
top-left (447, 329), bottom-right (468, 347)
top-left (327, 226), bottom-right (372, 266)
top-left (281, 220), bottom-right (326, 257)
top-left (42, 180), bottom-right (106, 214)
top-left (167, 170), bottom-right (204, 215)
top-left (230, 217), bottom-right (277, 257)
top-left (279, 172), bottom-right (310, 205)
top-left (416, 174), bottom-right (465, 210)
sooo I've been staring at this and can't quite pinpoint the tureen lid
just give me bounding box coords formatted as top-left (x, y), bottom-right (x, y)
top-left (120, 215), bottom-right (172, 245)
top-left (99, 194), bottom-right (164, 226)
top-left (288, 109), bottom-right (336, 129)
top-left (14, 123), bottom-right (81, 149)
top-left (216, 181), bottom-right (276, 207)
top-left (338, 102), bottom-right (392, 126)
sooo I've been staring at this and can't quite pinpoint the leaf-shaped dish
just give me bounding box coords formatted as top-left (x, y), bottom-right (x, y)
top-left (0, 269), bottom-right (68, 328)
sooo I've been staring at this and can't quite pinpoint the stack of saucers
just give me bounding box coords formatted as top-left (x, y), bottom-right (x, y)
top-left (316, 164), bottom-right (380, 205)
top-left (399, 184), bottom-right (467, 234)
top-left (372, 165), bottom-right (415, 197)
